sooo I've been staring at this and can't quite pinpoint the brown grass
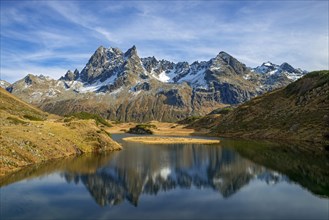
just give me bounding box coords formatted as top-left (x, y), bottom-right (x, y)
top-left (122, 136), bottom-right (220, 144)
top-left (0, 88), bottom-right (121, 176)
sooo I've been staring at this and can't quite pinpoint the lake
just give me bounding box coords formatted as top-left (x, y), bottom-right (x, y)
top-left (1, 134), bottom-right (328, 219)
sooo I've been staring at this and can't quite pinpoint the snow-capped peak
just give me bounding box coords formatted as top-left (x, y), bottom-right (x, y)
top-left (263, 61), bottom-right (274, 67)
top-left (254, 61), bottom-right (307, 80)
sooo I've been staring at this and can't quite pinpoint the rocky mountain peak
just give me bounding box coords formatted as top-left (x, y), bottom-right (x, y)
top-left (108, 47), bottom-right (122, 54)
top-left (124, 45), bottom-right (138, 58)
top-left (60, 69), bottom-right (80, 81)
top-left (141, 56), bottom-right (158, 72)
top-left (254, 61), bottom-right (307, 82)
top-left (280, 62), bottom-right (295, 73)
top-left (121, 46), bottom-right (142, 74)
top-left (85, 46), bottom-right (108, 68)
top-left (79, 46), bottom-right (126, 84)
top-left (262, 61), bottom-right (275, 66)
top-left (213, 51), bottom-right (248, 75)
top-left (24, 74), bottom-right (35, 85)
top-left (216, 51), bottom-right (233, 61)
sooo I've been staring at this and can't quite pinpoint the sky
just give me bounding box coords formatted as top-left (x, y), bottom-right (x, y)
top-left (1, 0), bottom-right (328, 83)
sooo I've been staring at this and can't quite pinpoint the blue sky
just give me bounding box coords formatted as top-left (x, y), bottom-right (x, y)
top-left (1, 0), bottom-right (328, 83)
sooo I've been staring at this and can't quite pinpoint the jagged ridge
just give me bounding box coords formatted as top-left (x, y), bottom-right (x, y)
top-left (7, 45), bottom-right (307, 122)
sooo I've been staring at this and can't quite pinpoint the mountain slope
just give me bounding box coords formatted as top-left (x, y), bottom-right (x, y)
top-left (0, 88), bottom-right (121, 176)
top-left (191, 71), bottom-right (329, 143)
top-left (7, 45), bottom-right (307, 122)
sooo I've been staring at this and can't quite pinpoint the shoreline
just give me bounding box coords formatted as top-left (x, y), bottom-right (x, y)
top-left (0, 121), bottom-right (212, 178)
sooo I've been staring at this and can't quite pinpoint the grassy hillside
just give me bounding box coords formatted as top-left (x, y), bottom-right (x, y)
top-left (0, 88), bottom-right (121, 176)
top-left (192, 71), bottom-right (329, 144)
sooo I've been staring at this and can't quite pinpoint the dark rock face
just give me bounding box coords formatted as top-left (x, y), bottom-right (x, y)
top-left (215, 82), bottom-right (254, 104)
top-left (24, 75), bottom-right (33, 85)
top-left (133, 82), bottom-right (151, 92)
top-left (8, 45), bottom-right (307, 122)
top-left (280, 62), bottom-right (296, 73)
top-left (215, 51), bottom-right (249, 75)
top-left (163, 89), bottom-right (185, 107)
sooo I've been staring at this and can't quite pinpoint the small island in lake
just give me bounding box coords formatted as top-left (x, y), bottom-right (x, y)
top-left (123, 136), bottom-right (220, 144)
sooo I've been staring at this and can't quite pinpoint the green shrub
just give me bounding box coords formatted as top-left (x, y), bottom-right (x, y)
top-left (127, 124), bottom-right (154, 134)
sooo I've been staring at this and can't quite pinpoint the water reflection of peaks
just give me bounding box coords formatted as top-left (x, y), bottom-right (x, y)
top-left (62, 145), bottom-right (287, 207)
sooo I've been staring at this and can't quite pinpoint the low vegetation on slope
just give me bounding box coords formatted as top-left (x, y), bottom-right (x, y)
top-left (190, 71), bottom-right (329, 144)
top-left (0, 88), bottom-right (121, 176)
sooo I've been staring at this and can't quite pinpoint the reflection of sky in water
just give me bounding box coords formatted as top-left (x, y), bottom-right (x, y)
top-left (2, 175), bottom-right (328, 219)
top-left (1, 137), bottom-right (329, 219)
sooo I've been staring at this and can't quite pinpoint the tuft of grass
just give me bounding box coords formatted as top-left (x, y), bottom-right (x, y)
top-left (65, 112), bottom-right (112, 127)
top-left (102, 129), bottom-right (112, 138)
top-left (63, 116), bottom-right (74, 123)
top-left (6, 117), bottom-right (28, 125)
top-left (23, 114), bottom-right (44, 121)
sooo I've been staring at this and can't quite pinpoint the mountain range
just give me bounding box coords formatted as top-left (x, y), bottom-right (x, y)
top-left (5, 45), bottom-right (307, 122)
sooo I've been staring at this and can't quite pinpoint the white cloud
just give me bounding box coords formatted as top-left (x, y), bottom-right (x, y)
top-left (1, 66), bottom-right (68, 83)
top-left (0, 1), bottom-right (327, 83)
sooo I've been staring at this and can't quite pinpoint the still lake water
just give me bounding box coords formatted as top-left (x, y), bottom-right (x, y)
top-left (1, 134), bottom-right (328, 219)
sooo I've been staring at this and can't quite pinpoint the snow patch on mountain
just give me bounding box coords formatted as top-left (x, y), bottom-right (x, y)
top-left (178, 68), bottom-right (208, 89)
top-left (0, 80), bottom-right (11, 89)
top-left (150, 68), bottom-right (177, 83)
top-left (63, 73), bottom-right (118, 93)
top-left (254, 61), bottom-right (306, 80)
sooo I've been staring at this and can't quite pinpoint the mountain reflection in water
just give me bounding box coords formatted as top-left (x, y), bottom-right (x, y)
top-left (61, 141), bottom-right (287, 207)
